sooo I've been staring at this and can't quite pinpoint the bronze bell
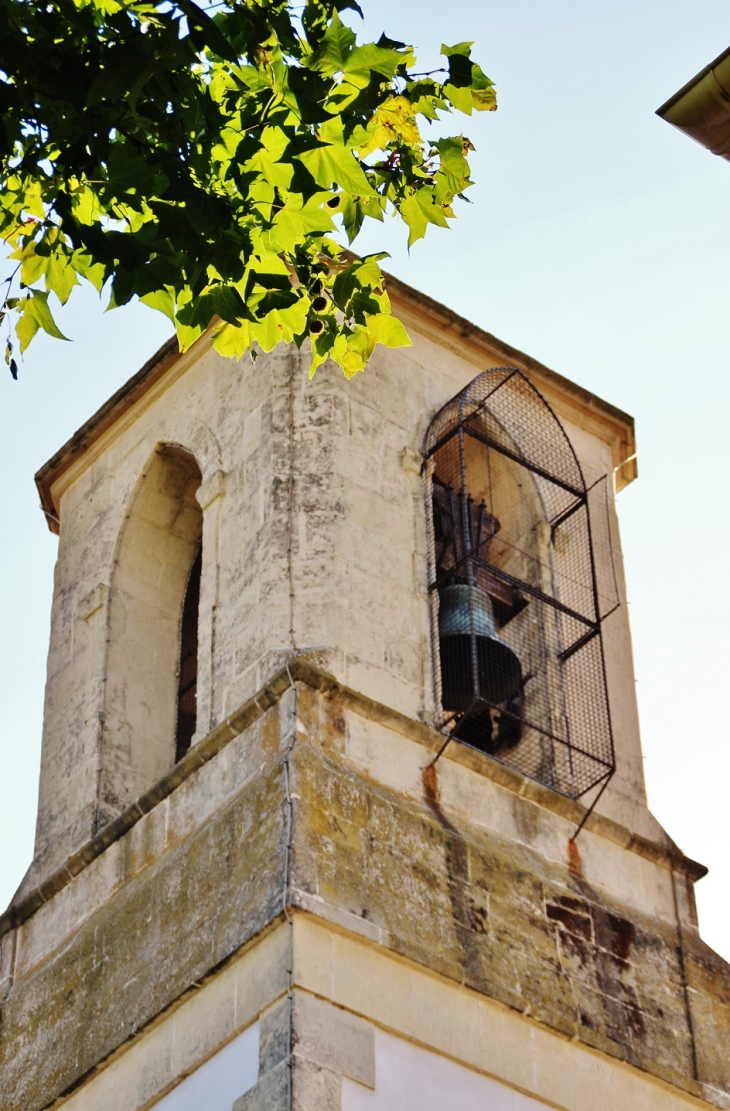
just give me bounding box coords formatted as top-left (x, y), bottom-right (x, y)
top-left (438, 583), bottom-right (522, 710)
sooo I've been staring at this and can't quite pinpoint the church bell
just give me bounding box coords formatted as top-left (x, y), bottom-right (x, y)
top-left (438, 582), bottom-right (522, 711)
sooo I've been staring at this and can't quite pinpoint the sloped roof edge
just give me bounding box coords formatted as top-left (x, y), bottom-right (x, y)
top-left (35, 274), bottom-right (636, 533)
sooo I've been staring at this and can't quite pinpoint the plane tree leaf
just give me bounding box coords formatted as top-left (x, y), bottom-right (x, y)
top-left (0, 0), bottom-right (496, 379)
top-left (16, 291), bottom-right (70, 353)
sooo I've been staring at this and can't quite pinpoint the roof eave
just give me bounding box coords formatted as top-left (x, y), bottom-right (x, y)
top-left (35, 277), bottom-right (637, 533)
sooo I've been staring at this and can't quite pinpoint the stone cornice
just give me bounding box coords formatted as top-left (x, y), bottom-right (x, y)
top-left (0, 661), bottom-right (705, 942)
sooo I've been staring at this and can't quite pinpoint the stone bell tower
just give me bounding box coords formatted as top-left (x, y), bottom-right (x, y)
top-left (1, 276), bottom-right (729, 1111)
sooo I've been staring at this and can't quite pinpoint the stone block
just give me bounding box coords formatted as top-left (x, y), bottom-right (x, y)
top-left (293, 991), bottom-right (375, 1089)
top-left (233, 925), bottom-right (290, 1031)
top-left (291, 914), bottom-right (333, 999)
top-left (233, 1059), bottom-right (289, 1111)
top-left (0, 931), bottom-right (14, 1001)
top-left (259, 995), bottom-right (291, 1074)
top-left (171, 959), bottom-right (237, 1077)
top-left (291, 1054), bottom-right (342, 1111)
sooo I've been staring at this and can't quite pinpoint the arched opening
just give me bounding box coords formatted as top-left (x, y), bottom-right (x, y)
top-left (176, 546), bottom-right (202, 762)
top-left (101, 446), bottom-right (203, 819)
top-left (424, 368), bottom-right (615, 800)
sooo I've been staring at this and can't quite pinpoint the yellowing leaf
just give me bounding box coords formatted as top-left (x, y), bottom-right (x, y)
top-left (24, 182), bottom-right (46, 220)
top-left (249, 296), bottom-right (310, 353)
top-left (16, 311), bottom-right (39, 354)
top-left (359, 96), bottom-right (422, 157)
top-left (213, 320), bottom-right (252, 358)
top-left (365, 312), bottom-right (411, 350)
top-left (317, 309), bottom-right (411, 380)
top-left (0, 0), bottom-right (494, 372)
top-left (472, 85), bottom-right (497, 111)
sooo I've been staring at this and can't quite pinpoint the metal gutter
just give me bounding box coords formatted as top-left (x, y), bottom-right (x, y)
top-left (657, 44), bottom-right (730, 159)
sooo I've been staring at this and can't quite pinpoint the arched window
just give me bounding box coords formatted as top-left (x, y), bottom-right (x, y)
top-left (424, 368), bottom-right (615, 800)
top-left (176, 546), bottom-right (202, 761)
top-left (101, 446), bottom-right (203, 819)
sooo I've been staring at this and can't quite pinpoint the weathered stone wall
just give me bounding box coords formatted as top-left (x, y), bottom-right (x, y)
top-left (0, 770), bottom-right (284, 1109)
top-left (0, 703), bottom-right (289, 1111)
top-left (292, 741), bottom-right (697, 1089)
top-left (2, 677), bottom-right (727, 1111)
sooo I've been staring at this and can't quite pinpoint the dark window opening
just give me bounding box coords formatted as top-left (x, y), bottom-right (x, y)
top-left (175, 547), bottom-right (202, 762)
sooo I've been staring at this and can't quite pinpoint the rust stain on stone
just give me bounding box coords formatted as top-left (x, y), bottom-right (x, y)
top-left (568, 838), bottom-right (582, 878)
top-left (422, 762), bottom-right (439, 807)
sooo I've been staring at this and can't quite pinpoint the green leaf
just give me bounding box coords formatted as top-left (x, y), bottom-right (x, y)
top-left (343, 42), bottom-right (407, 81)
top-left (107, 148), bottom-right (165, 196)
top-left (340, 194), bottom-right (385, 243)
top-left (20, 248), bottom-right (49, 287)
top-left (308, 327), bottom-right (338, 378)
top-left (400, 188), bottom-right (450, 247)
top-left (71, 252), bottom-right (107, 295)
top-left (332, 253), bottom-right (386, 310)
top-left (140, 288), bottom-right (175, 322)
top-left (175, 316), bottom-right (206, 354)
top-left (176, 0), bottom-right (237, 62)
top-left (178, 285), bottom-right (246, 330)
top-left (311, 10), bottom-right (356, 75)
top-left (17, 291), bottom-right (70, 353)
top-left (250, 299), bottom-right (307, 352)
top-left (297, 143), bottom-right (376, 197)
top-left (269, 193), bottom-right (335, 254)
top-left (436, 136), bottom-right (470, 179)
top-left (443, 83), bottom-right (473, 115)
top-left (441, 41), bottom-right (476, 57)
top-left (46, 252), bottom-right (80, 306)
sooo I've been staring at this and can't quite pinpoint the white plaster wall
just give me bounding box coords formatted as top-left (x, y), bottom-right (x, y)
top-left (343, 1030), bottom-right (549, 1111)
top-left (151, 1024), bottom-right (258, 1111)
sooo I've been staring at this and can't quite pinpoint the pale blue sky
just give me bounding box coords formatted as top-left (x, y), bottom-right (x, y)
top-left (1, 1), bottom-right (729, 959)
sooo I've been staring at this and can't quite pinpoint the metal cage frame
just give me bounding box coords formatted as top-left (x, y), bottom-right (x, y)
top-left (423, 367), bottom-right (616, 800)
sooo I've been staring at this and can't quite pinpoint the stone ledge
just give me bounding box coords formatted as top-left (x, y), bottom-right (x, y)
top-left (0, 660), bottom-right (707, 943)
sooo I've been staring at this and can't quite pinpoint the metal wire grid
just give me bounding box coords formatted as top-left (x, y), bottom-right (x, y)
top-left (423, 368), bottom-right (616, 799)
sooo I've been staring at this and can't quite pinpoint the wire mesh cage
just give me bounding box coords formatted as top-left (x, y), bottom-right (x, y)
top-left (423, 367), bottom-right (616, 799)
